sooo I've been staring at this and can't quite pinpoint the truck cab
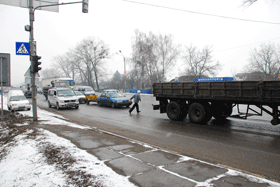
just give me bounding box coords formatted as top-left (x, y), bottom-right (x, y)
top-left (48, 88), bottom-right (79, 110)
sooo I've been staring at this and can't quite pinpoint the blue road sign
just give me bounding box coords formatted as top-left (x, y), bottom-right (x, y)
top-left (16, 42), bottom-right (30, 55)
top-left (194, 77), bottom-right (234, 82)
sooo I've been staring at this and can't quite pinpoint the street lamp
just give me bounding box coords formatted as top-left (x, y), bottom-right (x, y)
top-left (116, 50), bottom-right (126, 92)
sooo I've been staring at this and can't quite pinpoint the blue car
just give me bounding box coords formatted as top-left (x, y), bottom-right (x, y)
top-left (97, 91), bottom-right (132, 108)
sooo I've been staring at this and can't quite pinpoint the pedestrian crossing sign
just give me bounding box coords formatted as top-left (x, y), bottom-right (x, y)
top-left (16, 42), bottom-right (30, 55)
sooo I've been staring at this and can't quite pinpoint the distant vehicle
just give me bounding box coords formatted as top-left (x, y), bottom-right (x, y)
top-left (97, 91), bottom-right (132, 108)
top-left (24, 91), bottom-right (32, 98)
top-left (42, 77), bottom-right (74, 100)
top-left (0, 87), bottom-right (9, 94)
top-left (73, 86), bottom-right (97, 105)
top-left (103, 89), bottom-right (119, 93)
top-left (37, 87), bottom-right (43, 94)
top-left (7, 90), bottom-right (31, 111)
top-left (74, 91), bottom-right (86, 104)
top-left (2, 87), bottom-right (9, 93)
top-left (48, 88), bottom-right (79, 110)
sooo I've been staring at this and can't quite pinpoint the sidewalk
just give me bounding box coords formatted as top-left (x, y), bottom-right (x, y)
top-left (36, 117), bottom-right (280, 187)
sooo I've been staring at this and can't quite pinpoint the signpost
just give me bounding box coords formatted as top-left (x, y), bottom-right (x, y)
top-left (2, 0), bottom-right (88, 121)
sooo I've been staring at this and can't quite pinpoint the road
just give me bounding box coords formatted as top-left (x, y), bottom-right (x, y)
top-left (37, 93), bottom-right (280, 182)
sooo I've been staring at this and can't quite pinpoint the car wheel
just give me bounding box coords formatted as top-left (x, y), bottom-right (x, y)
top-left (27, 108), bottom-right (31, 111)
top-left (111, 102), bottom-right (115, 108)
top-left (56, 103), bottom-right (60, 110)
top-left (87, 100), bottom-right (90, 105)
top-left (75, 105), bottom-right (79, 109)
top-left (48, 101), bottom-right (52, 108)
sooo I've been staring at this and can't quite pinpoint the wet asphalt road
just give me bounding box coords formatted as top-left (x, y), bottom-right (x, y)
top-left (37, 93), bottom-right (280, 182)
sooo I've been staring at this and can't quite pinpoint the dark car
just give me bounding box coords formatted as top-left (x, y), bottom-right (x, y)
top-left (97, 91), bottom-right (132, 108)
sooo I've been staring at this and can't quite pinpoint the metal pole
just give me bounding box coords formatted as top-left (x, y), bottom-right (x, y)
top-left (1, 57), bottom-right (3, 119)
top-left (29, 0), bottom-right (37, 121)
top-left (124, 56), bottom-right (126, 92)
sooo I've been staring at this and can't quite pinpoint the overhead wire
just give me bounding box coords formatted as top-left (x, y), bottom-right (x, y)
top-left (214, 37), bottom-right (280, 52)
top-left (123, 0), bottom-right (280, 52)
top-left (123, 0), bottom-right (280, 25)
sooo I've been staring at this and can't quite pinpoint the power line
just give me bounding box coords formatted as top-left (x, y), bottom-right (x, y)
top-left (214, 37), bottom-right (280, 52)
top-left (123, 0), bottom-right (280, 25)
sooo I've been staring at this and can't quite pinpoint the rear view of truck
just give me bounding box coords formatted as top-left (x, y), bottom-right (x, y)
top-left (153, 81), bottom-right (280, 125)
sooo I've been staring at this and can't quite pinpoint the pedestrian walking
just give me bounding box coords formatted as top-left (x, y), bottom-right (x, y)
top-left (129, 90), bottom-right (141, 114)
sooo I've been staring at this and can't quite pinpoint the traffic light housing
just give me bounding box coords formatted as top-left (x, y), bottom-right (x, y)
top-left (82, 0), bottom-right (88, 13)
top-left (31, 55), bottom-right (42, 72)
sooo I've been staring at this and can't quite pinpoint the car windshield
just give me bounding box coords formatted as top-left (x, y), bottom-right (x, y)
top-left (110, 93), bottom-right (124, 98)
top-left (56, 82), bottom-right (69, 87)
top-left (9, 95), bottom-right (27, 101)
top-left (57, 89), bottom-right (75, 96)
top-left (75, 91), bottom-right (83, 95)
top-left (83, 87), bottom-right (94, 91)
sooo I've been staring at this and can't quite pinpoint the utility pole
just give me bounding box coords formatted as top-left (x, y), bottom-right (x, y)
top-left (29, 0), bottom-right (38, 121)
top-left (27, 0), bottom-right (88, 121)
top-left (0, 57), bottom-right (3, 119)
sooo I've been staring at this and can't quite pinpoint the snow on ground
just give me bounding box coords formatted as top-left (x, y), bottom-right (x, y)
top-left (0, 95), bottom-right (136, 187)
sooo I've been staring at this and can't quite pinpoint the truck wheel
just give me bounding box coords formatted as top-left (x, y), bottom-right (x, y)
top-left (166, 101), bottom-right (185, 121)
top-left (188, 103), bottom-right (209, 124)
top-left (56, 103), bottom-right (60, 110)
top-left (211, 102), bottom-right (232, 120)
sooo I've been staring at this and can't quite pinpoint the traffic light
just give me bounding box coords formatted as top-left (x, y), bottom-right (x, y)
top-left (82, 0), bottom-right (88, 13)
top-left (32, 55), bottom-right (42, 72)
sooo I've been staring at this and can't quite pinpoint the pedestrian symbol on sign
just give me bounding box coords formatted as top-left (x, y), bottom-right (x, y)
top-left (17, 44), bottom-right (28, 54)
top-left (16, 42), bottom-right (30, 55)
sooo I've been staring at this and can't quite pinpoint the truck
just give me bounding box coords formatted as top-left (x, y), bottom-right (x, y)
top-left (42, 77), bottom-right (74, 100)
top-left (152, 80), bottom-right (280, 125)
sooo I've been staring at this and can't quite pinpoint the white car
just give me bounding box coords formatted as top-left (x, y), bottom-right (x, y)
top-left (7, 95), bottom-right (31, 112)
top-left (48, 88), bottom-right (79, 110)
top-left (74, 91), bottom-right (86, 104)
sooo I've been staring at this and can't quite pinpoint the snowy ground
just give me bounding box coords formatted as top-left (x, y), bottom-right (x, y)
top-left (0, 95), bottom-right (136, 187)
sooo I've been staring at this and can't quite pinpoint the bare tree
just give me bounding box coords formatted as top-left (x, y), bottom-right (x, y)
top-left (52, 49), bottom-right (78, 80)
top-left (182, 44), bottom-right (221, 77)
top-left (241, 0), bottom-right (279, 7)
top-left (246, 43), bottom-right (280, 80)
top-left (155, 34), bottom-right (180, 82)
top-left (40, 67), bottom-right (61, 78)
top-left (74, 37), bottom-right (110, 90)
top-left (131, 30), bottom-right (180, 88)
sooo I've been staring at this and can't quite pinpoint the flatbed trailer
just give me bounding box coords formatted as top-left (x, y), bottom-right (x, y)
top-left (152, 81), bottom-right (280, 125)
